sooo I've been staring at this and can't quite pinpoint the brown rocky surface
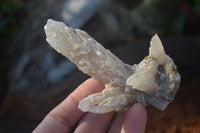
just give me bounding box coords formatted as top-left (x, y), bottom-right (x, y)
top-left (146, 75), bottom-right (200, 133)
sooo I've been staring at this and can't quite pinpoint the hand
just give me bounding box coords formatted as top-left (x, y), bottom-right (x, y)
top-left (33, 78), bottom-right (147, 133)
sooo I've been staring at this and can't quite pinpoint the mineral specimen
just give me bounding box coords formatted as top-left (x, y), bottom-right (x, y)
top-left (44, 19), bottom-right (181, 113)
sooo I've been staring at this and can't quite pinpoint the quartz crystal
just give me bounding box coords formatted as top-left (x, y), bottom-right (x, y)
top-left (44, 19), bottom-right (181, 113)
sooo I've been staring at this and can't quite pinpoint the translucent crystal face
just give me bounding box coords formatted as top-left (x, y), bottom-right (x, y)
top-left (44, 19), bottom-right (181, 113)
top-left (126, 35), bottom-right (181, 110)
top-left (45, 19), bottom-right (132, 87)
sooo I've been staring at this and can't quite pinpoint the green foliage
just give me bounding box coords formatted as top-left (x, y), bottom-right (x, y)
top-left (186, 0), bottom-right (200, 6)
top-left (0, 0), bottom-right (27, 90)
top-left (138, 0), bottom-right (185, 35)
top-left (186, 0), bottom-right (200, 12)
top-left (0, 0), bottom-right (27, 42)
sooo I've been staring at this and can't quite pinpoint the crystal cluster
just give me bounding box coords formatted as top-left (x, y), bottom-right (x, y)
top-left (44, 19), bottom-right (181, 113)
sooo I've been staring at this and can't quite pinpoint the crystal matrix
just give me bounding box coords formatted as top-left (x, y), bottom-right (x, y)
top-left (44, 19), bottom-right (181, 113)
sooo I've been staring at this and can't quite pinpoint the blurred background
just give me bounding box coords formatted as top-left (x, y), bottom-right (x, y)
top-left (0, 0), bottom-right (200, 132)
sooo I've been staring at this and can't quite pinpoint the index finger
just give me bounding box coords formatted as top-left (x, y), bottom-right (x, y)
top-left (33, 78), bottom-right (105, 133)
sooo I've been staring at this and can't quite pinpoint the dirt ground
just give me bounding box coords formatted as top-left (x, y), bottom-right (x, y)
top-left (146, 75), bottom-right (200, 133)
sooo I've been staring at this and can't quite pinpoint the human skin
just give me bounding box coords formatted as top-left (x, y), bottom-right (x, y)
top-left (33, 78), bottom-right (147, 133)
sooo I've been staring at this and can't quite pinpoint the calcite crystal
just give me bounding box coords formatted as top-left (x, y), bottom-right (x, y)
top-left (44, 19), bottom-right (181, 113)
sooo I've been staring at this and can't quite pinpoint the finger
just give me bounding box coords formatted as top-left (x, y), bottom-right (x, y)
top-left (74, 112), bottom-right (114, 133)
top-left (108, 112), bottom-right (127, 133)
top-left (121, 103), bottom-right (147, 133)
top-left (33, 78), bottom-right (105, 133)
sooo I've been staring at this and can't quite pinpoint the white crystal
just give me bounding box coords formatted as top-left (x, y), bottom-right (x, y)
top-left (44, 19), bottom-right (132, 87)
top-left (44, 19), bottom-right (181, 113)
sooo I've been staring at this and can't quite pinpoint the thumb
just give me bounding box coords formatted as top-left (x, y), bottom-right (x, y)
top-left (122, 103), bottom-right (147, 133)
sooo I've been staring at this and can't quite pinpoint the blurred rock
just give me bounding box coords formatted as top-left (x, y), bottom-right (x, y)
top-left (9, 46), bottom-right (76, 92)
top-left (7, 0), bottom-right (68, 92)
top-left (62, 0), bottom-right (108, 28)
top-left (82, 1), bottom-right (155, 45)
